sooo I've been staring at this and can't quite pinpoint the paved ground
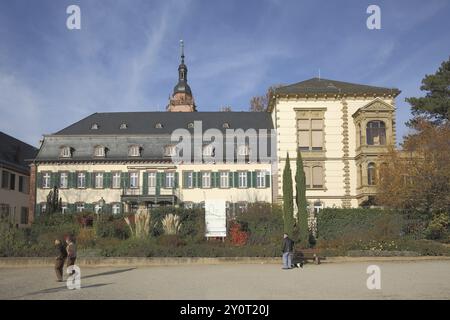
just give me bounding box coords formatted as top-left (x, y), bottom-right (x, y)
top-left (1, 260), bottom-right (449, 299)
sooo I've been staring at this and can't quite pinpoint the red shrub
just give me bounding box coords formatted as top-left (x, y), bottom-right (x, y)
top-left (229, 221), bottom-right (249, 246)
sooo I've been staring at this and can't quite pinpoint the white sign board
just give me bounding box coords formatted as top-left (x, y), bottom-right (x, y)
top-left (205, 199), bottom-right (227, 237)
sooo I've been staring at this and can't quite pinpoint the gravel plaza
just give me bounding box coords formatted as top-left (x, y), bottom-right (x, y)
top-left (1, 259), bottom-right (449, 300)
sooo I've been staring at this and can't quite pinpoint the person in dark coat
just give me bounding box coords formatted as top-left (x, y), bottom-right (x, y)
top-left (54, 239), bottom-right (67, 282)
top-left (65, 235), bottom-right (77, 275)
top-left (281, 233), bottom-right (294, 269)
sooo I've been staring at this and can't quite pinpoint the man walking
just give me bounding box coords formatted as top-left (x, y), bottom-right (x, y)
top-left (281, 233), bottom-right (294, 270)
top-left (65, 235), bottom-right (77, 274)
top-left (54, 239), bottom-right (67, 282)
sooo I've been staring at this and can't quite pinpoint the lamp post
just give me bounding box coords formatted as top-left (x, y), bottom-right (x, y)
top-left (98, 197), bottom-right (105, 214)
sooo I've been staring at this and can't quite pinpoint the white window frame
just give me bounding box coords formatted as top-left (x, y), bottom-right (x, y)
top-left (129, 145), bottom-right (141, 157)
top-left (60, 147), bottom-right (72, 158)
top-left (130, 172), bottom-right (139, 189)
top-left (112, 172), bottom-right (121, 189)
top-left (77, 172), bottom-right (86, 189)
top-left (94, 146), bottom-right (105, 157)
top-left (256, 171), bottom-right (266, 188)
top-left (42, 172), bottom-right (51, 189)
top-left (220, 171), bottom-right (229, 188)
top-left (164, 145), bottom-right (177, 157)
top-left (201, 172), bottom-right (211, 188)
top-left (148, 172), bottom-right (156, 188)
top-left (186, 171), bottom-right (193, 188)
top-left (94, 172), bottom-right (104, 189)
top-left (202, 144), bottom-right (214, 157)
top-left (238, 171), bottom-right (247, 188)
top-left (60, 172), bottom-right (68, 189)
top-left (165, 172), bottom-right (175, 188)
top-left (237, 144), bottom-right (250, 156)
top-left (112, 203), bottom-right (121, 215)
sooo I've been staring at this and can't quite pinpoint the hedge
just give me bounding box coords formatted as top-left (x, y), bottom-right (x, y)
top-left (316, 208), bottom-right (404, 241)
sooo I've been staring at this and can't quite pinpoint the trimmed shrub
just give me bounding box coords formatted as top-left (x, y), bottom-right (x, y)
top-left (317, 208), bottom-right (404, 241)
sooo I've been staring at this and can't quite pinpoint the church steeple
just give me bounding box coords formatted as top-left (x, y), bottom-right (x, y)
top-left (168, 40), bottom-right (196, 112)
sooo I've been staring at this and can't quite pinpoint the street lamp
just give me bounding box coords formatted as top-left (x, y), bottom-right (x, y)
top-left (98, 197), bottom-right (105, 214)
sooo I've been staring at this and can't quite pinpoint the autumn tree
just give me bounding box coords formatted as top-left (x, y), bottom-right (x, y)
top-left (249, 84), bottom-right (284, 112)
top-left (377, 57), bottom-right (450, 216)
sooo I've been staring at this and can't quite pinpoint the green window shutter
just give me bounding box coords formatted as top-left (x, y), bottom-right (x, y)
top-left (215, 172), bottom-right (220, 188)
top-left (143, 172), bottom-right (148, 195)
top-left (247, 171), bottom-right (252, 188)
top-left (50, 172), bottom-right (57, 188)
top-left (120, 172), bottom-right (127, 188)
top-left (229, 172), bottom-right (233, 188)
top-left (174, 172), bottom-right (179, 188)
top-left (161, 172), bottom-right (167, 188)
top-left (69, 203), bottom-right (76, 213)
top-left (234, 172), bottom-right (238, 188)
top-left (265, 173), bottom-right (271, 188)
top-left (198, 172), bottom-right (203, 188)
top-left (37, 172), bottom-right (42, 188)
top-left (85, 203), bottom-right (93, 212)
top-left (251, 171), bottom-right (257, 188)
top-left (35, 204), bottom-right (41, 215)
top-left (107, 172), bottom-right (112, 188)
top-left (84, 172), bottom-right (90, 188)
top-left (211, 172), bottom-right (216, 188)
top-left (156, 172), bottom-right (162, 187)
top-left (193, 172), bottom-right (198, 188)
top-left (182, 172), bottom-right (187, 188)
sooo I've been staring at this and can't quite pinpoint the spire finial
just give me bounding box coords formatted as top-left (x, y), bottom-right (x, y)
top-left (180, 39), bottom-right (184, 63)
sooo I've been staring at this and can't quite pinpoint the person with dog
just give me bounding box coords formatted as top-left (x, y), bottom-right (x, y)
top-left (54, 239), bottom-right (67, 282)
top-left (281, 233), bottom-right (295, 269)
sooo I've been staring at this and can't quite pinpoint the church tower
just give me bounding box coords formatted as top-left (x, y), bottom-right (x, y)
top-left (167, 40), bottom-right (196, 112)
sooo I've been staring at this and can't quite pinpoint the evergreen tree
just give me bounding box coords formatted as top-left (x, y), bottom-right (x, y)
top-left (406, 57), bottom-right (450, 127)
top-left (282, 153), bottom-right (294, 235)
top-left (295, 150), bottom-right (309, 246)
top-left (46, 186), bottom-right (62, 214)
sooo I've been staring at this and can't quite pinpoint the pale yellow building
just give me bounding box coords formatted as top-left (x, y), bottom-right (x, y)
top-left (268, 78), bottom-right (400, 209)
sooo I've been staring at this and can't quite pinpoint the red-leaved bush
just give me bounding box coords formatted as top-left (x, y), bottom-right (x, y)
top-left (229, 221), bottom-right (249, 246)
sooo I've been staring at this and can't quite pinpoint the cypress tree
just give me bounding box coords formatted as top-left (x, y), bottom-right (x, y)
top-left (295, 150), bottom-right (309, 247)
top-left (282, 153), bottom-right (294, 236)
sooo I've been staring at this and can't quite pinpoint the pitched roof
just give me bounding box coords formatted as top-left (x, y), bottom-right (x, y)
top-left (55, 111), bottom-right (273, 135)
top-left (0, 132), bottom-right (38, 173)
top-left (36, 112), bottom-right (275, 162)
top-left (274, 78), bottom-right (401, 96)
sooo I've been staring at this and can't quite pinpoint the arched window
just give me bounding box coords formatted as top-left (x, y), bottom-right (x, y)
top-left (366, 121), bottom-right (386, 145)
top-left (367, 162), bottom-right (376, 186)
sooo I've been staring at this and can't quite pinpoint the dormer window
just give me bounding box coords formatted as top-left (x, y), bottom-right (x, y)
top-left (120, 123), bottom-right (128, 130)
top-left (187, 122), bottom-right (194, 129)
top-left (60, 146), bottom-right (72, 158)
top-left (94, 146), bottom-right (106, 158)
top-left (91, 123), bottom-right (99, 130)
top-left (203, 144), bottom-right (215, 157)
top-left (222, 122), bottom-right (230, 129)
top-left (155, 123), bottom-right (163, 129)
top-left (129, 145), bottom-right (141, 157)
top-left (237, 144), bottom-right (250, 156)
top-left (164, 145), bottom-right (177, 157)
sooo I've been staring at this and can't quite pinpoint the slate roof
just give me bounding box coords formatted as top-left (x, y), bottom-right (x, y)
top-left (274, 78), bottom-right (401, 96)
top-left (55, 112), bottom-right (273, 135)
top-left (0, 132), bottom-right (38, 173)
top-left (36, 112), bottom-right (274, 162)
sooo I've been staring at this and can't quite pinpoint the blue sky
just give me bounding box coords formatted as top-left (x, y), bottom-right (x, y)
top-left (0, 0), bottom-right (449, 147)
